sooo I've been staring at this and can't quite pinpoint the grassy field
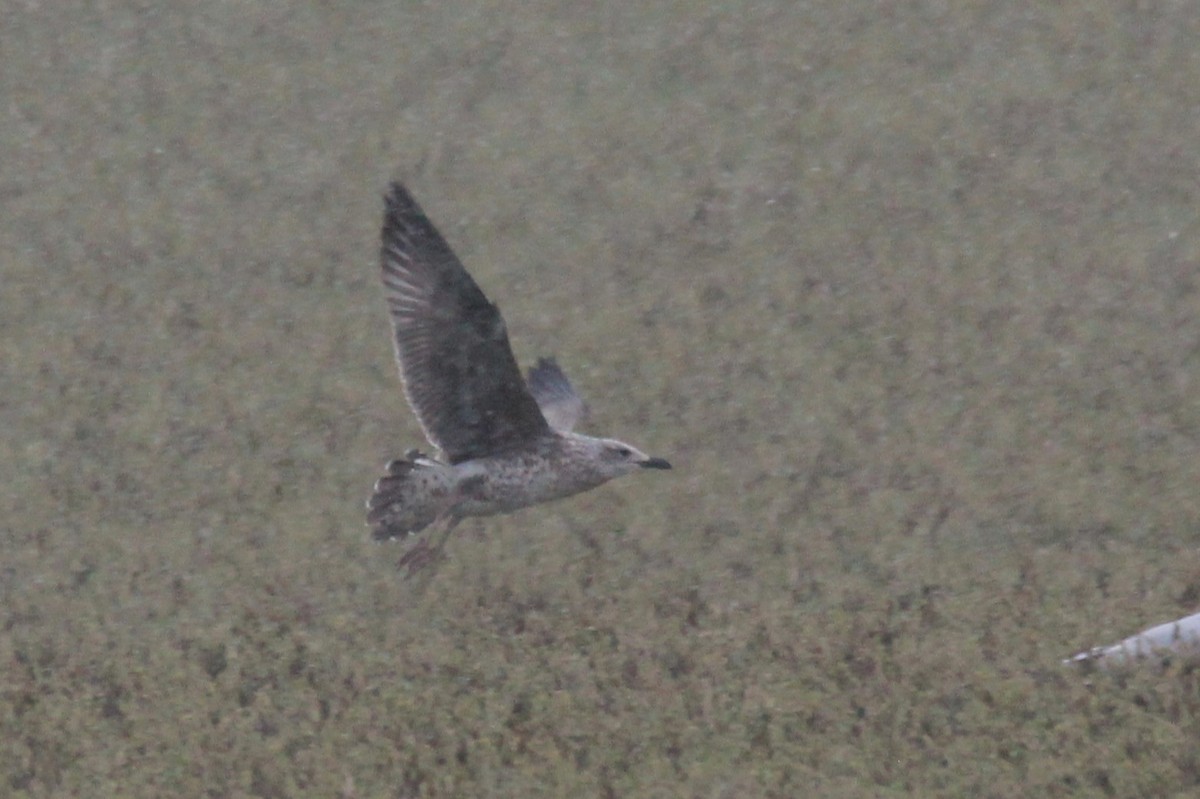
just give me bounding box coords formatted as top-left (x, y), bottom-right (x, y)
top-left (4, 1), bottom-right (1200, 796)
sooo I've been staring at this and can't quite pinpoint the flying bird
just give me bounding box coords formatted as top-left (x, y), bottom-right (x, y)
top-left (367, 183), bottom-right (671, 573)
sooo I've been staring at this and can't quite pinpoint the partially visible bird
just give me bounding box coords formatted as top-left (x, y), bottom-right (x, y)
top-left (367, 183), bottom-right (671, 573)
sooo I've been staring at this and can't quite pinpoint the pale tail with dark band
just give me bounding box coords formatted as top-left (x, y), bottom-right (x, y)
top-left (367, 454), bottom-right (455, 540)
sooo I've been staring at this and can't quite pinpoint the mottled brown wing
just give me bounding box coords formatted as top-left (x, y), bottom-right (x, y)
top-left (380, 183), bottom-right (550, 463)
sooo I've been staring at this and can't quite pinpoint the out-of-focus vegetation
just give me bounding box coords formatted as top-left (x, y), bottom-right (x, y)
top-left (4, 2), bottom-right (1200, 796)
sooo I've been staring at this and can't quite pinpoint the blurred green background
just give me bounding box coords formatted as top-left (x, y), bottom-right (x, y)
top-left (4, 1), bottom-right (1200, 796)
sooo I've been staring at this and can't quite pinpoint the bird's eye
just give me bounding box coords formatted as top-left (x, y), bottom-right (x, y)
top-left (616, 447), bottom-right (631, 458)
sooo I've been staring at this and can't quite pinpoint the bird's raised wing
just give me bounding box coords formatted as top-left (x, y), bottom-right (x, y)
top-left (380, 183), bottom-right (550, 463)
top-left (526, 357), bottom-right (588, 432)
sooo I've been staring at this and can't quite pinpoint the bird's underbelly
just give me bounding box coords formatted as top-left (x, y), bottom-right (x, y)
top-left (451, 456), bottom-right (603, 517)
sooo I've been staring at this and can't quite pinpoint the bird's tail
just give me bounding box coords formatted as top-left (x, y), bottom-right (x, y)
top-left (367, 453), bottom-right (455, 540)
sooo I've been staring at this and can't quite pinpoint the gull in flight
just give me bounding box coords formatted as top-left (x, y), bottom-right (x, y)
top-left (367, 183), bottom-right (671, 573)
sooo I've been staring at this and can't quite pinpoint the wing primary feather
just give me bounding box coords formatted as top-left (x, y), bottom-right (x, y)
top-left (380, 183), bottom-right (551, 462)
top-left (526, 356), bottom-right (588, 432)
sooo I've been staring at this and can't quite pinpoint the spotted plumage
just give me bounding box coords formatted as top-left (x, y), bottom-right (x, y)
top-left (368, 183), bottom-right (670, 571)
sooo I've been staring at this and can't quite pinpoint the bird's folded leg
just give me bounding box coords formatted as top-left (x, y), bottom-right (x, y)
top-left (397, 515), bottom-right (462, 578)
